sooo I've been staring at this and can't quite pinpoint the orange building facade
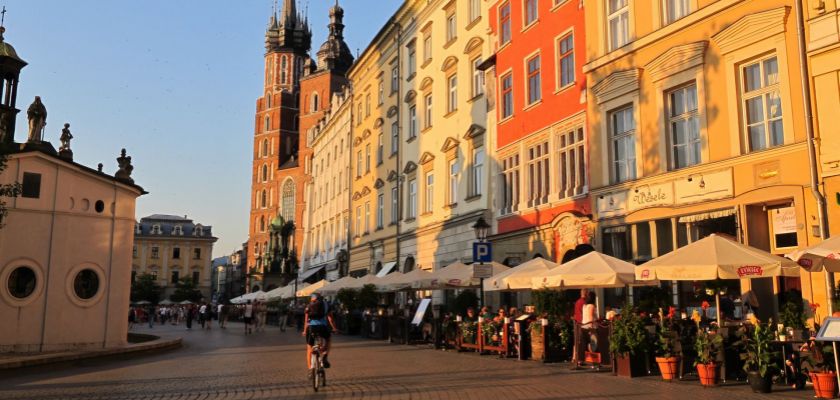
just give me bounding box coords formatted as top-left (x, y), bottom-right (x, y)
top-left (487, 0), bottom-right (593, 266)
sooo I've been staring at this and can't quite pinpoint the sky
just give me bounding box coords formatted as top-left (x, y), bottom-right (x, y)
top-left (7, 0), bottom-right (402, 256)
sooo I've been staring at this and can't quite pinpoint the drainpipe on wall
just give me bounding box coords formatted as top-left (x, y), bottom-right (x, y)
top-left (795, 0), bottom-right (833, 303)
top-left (794, 0), bottom-right (839, 389)
top-left (395, 23), bottom-right (403, 274)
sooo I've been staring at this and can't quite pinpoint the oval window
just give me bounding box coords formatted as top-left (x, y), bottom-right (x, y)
top-left (95, 200), bottom-right (105, 213)
top-left (73, 269), bottom-right (100, 300)
top-left (8, 267), bottom-right (36, 299)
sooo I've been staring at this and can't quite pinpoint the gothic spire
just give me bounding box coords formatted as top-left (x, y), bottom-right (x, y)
top-left (280, 0), bottom-right (297, 27)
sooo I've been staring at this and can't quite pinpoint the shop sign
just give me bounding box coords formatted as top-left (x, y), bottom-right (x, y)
top-left (595, 191), bottom-right (628, 218)
top-left (628, 182), bottom-right (674, 212)
top-left (772, 207), bottom-right (797, 235)
top-left (674, 169), bottom-right (734, 205)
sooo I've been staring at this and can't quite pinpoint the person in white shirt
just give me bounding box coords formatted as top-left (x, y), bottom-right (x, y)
top-left (244, 300), bottom-right (254, 334)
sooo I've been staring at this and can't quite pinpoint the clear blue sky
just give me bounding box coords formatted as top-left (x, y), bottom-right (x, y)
top-left (8, 0), bottom-right (401, 255)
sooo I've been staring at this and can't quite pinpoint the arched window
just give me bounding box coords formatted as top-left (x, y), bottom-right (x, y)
top-left (266, 93), bottom-right (272, 108)
top-left (264, 115), bottom-right (271, 132)
top-left (281, 55), bottom-right (288, 84)
top-left (282, 179), bottom-right (295, 222)
top-left (261, 165), bottom-right (268, 182)
top-left (262, 139), bottom-right (269, 157)
top-left (261, 190), bottom-right (267, 208)
top-left (311, 92), bottom-right (320, 112)
top-left (260, 216), bottom-right (266, 232)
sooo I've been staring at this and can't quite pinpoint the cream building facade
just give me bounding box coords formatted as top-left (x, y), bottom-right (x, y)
top-left (301, 88), bottom-right (353, 281)
top-left (133, 215), bottom-right (217, 300)
top-left (348, 20), bottom-right (402, 276)
top-left (583, 0), bottom-right (827, 317)
top-left (396, 0), bottom-right (493, 277)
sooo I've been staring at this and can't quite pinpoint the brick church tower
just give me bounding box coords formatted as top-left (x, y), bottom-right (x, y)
top-left (248, 0), bottom-right (353, 291)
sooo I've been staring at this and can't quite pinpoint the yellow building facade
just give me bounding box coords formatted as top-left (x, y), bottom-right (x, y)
top-left (348, 20), bottom-right (402, 276)
top-left (583, 0), bottom-right (830, 316)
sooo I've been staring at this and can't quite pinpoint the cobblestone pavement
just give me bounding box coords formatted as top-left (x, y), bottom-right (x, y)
top-left (0, 322), bottom-right (818, 399)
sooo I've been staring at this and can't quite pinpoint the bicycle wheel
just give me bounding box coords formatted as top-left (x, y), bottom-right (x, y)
top-left (311, 355), bottom-right (320, 391)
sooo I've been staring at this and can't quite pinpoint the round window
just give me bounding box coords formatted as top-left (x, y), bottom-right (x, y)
top-left (94, 200), bottom-right (105, 213)
top-left (73, 269), bottom-right (100, 300)
top-left (8, 267), bottom-right (36, 299)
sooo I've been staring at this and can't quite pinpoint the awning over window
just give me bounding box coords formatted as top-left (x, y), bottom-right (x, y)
top-left (678, 208), bottom-right (737, 224)
top-left (298, 265), bottom-right (325, 282)
top-left (376, 261), bottom-right (397, 277)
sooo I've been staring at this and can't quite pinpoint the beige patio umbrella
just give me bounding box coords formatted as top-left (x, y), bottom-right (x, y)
top-left (382, 268), bottom-right (433, 292)
top-left (319, 276), bottom-right (357, 297)
top-left (417, 261), bottom-right (510, 289)
top-left (534, 251), bottom-right (647, 289)
top-left (485, 257), bottom-right (559, 291)
top-left (788, 236), bottom-right (840, 272)
top-left (341, 274), bottom-right (377, 290)
top-left (373, 271), bottom-right (407, 292)
top-left (636, 234), bottom-right (798, 322)
top-left (296, 279), bottom-right (328, 297)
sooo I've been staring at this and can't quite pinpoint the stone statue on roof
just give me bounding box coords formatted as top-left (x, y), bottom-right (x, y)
top-left (59, 123), bottom-right (73, 151)
top-left (115, 148), bottom-right (134, 183)
top-left (27, 96), bottom-right (47, 142)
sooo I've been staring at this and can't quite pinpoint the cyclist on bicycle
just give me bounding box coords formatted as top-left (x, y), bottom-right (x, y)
top-left (302, 292), bottom-right (337, 369)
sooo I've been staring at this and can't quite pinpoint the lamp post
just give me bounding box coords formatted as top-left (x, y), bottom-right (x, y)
top-left (472, 217), bottom-right (491, 309)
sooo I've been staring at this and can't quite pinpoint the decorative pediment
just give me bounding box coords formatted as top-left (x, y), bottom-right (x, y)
top-left (419, 152), bottom-right (436, 165)
top-left (387, 106), bottom-right (398, 118)
top-left (374, 118), bottom-right (384, 128)
top-left (361, 186), bottom-right (372, 196)
top-left (441, 56), bottom-right (459, 72)
top-left (403, 161), bottom-right (418, 174)
top-left (387, 170), bottom-right (399, 182)
top-left (363, 129), bottom-right (372, 139)
top-left (404, 89), bottom-right (417, 104)
top-left (712, 7), bottom-right (788, 55)
top-left (463, 124), bottom-right (486, 140)
top-left (353, 136), bottom-right (363, 146)
top-left (441, 136), bottom-right (460, 152)
top-left (420, 77), bottom-right (434, 91)
top-left (352, 191), bottom-right (362, 201)
top-left (591, 69), bottom-right (640, 105)
top-left (463, 37), bottom-right (484, 55)
top-left (645, 41), bottom-right (707, 82)
top-left (373, 178), bottom-right (385, 189)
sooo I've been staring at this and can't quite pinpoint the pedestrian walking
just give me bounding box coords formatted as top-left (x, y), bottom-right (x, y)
top-left (257, 301), bottom-right (267, 333)
top-left (147, 305), bottom-right (155, 328)
top-left (278, 301), bottom-right (288, 332)
top-left (198, 303), bottom-right (207, 329)
top-left (186, 305), bottom-right (194, 330)
top-left (128, 307), bottom-right (136, 330)
top-left (218, 303), bottom-right (226, 329)
top-left (244, 300), bottom-right (254, 335)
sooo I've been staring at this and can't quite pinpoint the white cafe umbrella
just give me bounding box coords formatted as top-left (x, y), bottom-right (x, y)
top-left (485, 257), bottom-right (559, 291)
top-left (382, 268), bottom-right (433, 292)
top-left (636, 234), bottom-right (798, 322)
top-left (534, 251), bottom-right (650, 289)
top-left (296, 279), bottom-right (328, 297)
top-left (788, 236), bottom-right (840, 273)
top-left (320, 276), bottom-right (358, 297)
top-left (417, 262), bottom-right (510, 289)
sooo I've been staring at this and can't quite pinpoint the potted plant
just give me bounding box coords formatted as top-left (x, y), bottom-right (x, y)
top-left (694, 326), bottom-right (723, 387)
top-left (655, 307), bottom-right (680, 381)
top-left (460, 320), bottom-right (477, 345)
top-left (780, 299), bottom-right (806, 341)
top-left (529, 319), bottom-right (546, 360)
top-left (737, 321), bottom-right (780, 393)
top-left (807, 341), bottom-right (838, 399)
top-left (609, 307), bottom-right (649, 377)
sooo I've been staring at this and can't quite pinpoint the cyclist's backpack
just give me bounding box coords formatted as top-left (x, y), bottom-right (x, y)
top-left (308, 300), bottom-right (326, 320)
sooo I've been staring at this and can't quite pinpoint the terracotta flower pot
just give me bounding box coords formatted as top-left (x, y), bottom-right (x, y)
top-left (696, 363), bottom-right (719, 387)
top-left (811, 372), bottom-right (838, 399)
top-left (656, 356), bottom-right (680, 381)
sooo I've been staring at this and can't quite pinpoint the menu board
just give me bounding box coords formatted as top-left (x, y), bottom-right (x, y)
top-left (411, 298), bottom-right (431, 326)
top-left (817, 317), bottom-right (840, 341)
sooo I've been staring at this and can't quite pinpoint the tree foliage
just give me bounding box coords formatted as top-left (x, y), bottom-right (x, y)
top-left (170, 277), bottom-right (203, 303)
top-left (130, 273), bottom-right (162, 304)
top-left (0, 142), bottom-right (21, 229)
top-left (451, 290), bottom-right (479, 316)
top-left (357, 284), bottom-right (379, 310)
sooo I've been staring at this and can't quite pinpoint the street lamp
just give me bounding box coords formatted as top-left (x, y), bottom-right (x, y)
top-left (472, 217), bottom-right (490, 242)
top-left (471, 216), bottom-right (491, 308)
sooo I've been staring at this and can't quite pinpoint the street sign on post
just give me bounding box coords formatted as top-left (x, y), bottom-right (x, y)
top-left (473, 242), bottom-right (492, 263)
top-left (473, 264), bottom-right (493, 279)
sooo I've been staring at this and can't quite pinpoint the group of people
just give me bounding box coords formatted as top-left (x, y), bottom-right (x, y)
top-left (129, 302), bottom-right (229, 331)
top-left (240, 300), bottom-right (269, 334)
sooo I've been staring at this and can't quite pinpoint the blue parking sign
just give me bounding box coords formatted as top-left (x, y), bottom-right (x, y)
top-left (473, 242), bottom-right (492, 263)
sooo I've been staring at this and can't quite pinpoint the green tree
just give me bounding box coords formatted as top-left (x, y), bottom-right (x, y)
top-left (357, 284), bottom-right (379, 310)
top-left (0, 142), bottom-right (21, 228)
top-left (130, 273), bottom-right (162, 304)
top-left (170, 277), bottom-right (203, 303)
top-left (452, 290), bottom-right (479, 316)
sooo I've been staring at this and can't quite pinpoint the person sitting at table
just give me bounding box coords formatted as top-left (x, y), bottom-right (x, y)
top-left (464, 307), bottom-right (477, 322)
top-left (720, 294), bottom-right (736, 321)
top-left (480, 306), bottom-right (494, 320)
top-left (494, 308), bottom-right (508, 323)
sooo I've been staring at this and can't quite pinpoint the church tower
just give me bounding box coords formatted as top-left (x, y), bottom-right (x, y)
top-left (248, 0), bottom-right (312, 291)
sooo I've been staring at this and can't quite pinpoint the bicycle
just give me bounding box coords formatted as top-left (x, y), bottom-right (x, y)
top-left (309, 333), bottom-right (327, 391)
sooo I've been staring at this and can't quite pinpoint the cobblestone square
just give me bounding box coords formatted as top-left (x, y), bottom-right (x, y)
top-left (0, 323), bottom-right (819, 400)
